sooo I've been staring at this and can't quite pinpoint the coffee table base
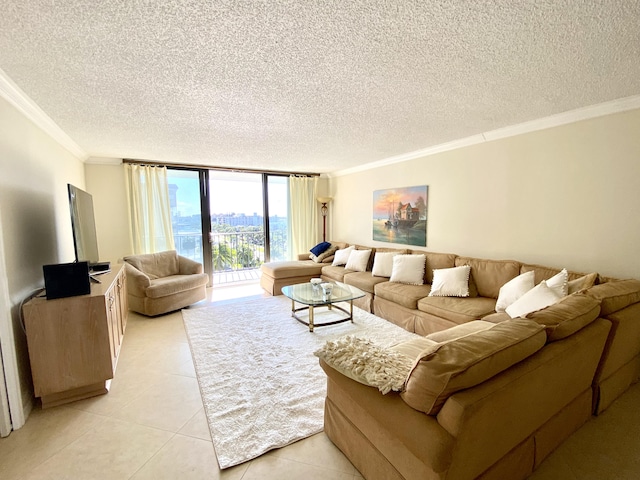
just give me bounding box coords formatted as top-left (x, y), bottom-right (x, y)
top-left (290, 299), bottom-right (354, 332)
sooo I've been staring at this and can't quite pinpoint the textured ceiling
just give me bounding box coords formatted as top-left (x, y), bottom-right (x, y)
top-left (1, 1), bottom-right (640, 174)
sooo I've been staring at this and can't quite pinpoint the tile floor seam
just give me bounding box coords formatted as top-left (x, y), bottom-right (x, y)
top-left (0, 411), bottom-right (111, 480)
top-left (125, 431), bottom-right (178, 480)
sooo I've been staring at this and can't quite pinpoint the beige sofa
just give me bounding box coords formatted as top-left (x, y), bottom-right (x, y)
top-left (124, 250), bottom-right (209, 316)
top-left (263, 242), bottom-right (640, 479)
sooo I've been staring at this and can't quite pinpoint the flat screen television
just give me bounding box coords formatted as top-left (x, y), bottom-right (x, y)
top-left (67, 184), bottom-right (108, 270)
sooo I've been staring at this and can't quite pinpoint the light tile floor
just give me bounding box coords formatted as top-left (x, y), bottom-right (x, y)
top-left (1, 281), bottom-right (639, 479)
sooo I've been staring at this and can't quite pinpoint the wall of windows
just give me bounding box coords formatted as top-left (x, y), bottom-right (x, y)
top-left (167, 168), bottom-right (290, 283)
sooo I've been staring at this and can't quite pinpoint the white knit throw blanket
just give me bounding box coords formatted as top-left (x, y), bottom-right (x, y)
top-left (314, 335), bottom-right (415, 394)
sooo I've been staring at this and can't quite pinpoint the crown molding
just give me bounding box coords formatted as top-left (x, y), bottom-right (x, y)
top-left (332, 94), bottom-right (640, 177)
top-left (0, 68), bottom-right (87, 160)
top-left (85, 156), bottom-right (123, 165)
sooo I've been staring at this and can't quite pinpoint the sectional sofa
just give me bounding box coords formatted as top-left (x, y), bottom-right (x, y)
top-left (260, 242), bottom-right (640, 479)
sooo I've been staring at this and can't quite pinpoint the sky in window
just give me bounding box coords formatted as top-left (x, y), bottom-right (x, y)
top-left (168, 172), bottom-right (287, 217)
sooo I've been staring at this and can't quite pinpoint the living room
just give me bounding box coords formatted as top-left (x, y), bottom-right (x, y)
top-left (1, 2), bottom-right (640, 479)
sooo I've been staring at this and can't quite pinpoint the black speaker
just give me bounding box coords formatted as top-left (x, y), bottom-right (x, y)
top-left (43, 261), bottom-right (91, 299)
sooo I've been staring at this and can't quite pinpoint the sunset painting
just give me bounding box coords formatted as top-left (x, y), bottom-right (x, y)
top-left (372, 185), bottom-right (428, 246)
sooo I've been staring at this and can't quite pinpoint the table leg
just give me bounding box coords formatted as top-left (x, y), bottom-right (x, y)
top-left (350, 300), bottom-right (354, 322)
top-left (309, 306), bottom-right (314, 332)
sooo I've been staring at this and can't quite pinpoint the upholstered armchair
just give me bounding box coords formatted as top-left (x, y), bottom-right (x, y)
top-left (123, 250), bottom-right (209, 316)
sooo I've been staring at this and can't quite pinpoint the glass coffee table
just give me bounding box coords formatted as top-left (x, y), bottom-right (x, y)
top-left (281, 281), bottom-right (366, 332)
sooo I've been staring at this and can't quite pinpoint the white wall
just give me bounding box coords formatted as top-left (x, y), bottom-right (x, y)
top-left (0, 96), bottom-right (85, 421)
top-left (330, 108), bottom-right (640, 280)
top-left (85, 162), bottom-right (132, 264)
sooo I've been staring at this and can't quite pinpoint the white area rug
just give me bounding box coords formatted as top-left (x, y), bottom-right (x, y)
top-left (181, 295), bottom-right (417, 469)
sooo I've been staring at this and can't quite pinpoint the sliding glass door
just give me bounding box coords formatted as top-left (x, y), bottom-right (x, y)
top-left (167, 168), bottom-right (289, 284)
top-left (266, 175), bottom-right (289, 262)
top-left (209, 172), bottom-right (265, 272)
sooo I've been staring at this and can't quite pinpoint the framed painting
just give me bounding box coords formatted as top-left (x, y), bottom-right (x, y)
top-left (372, 185), bottom-right (428, 246)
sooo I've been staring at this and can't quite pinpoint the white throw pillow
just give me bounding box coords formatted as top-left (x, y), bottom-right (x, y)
top-left (495, 271), bottom-right (535, 312)
top-left (345, 249), bottom-right (371, 272)
top-left (389, 254), bottom-right (426, 285)
top-left (332, 246), bottom-right (354, 266)
top-left (429, 265), bottom-right (471, 297)
top-left (546, 268), bottom-right (569, 297)
top-left (372, 252), bottom-right (401, 277)
top-left (505, 280), bottom-right (562, 318)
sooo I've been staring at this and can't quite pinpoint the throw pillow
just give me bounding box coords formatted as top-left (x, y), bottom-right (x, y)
top-left (429, 265), bottom-right (471, 297)
top-left (345, 249), bottom-right (372, 272)
top-left (567, 272), bottom-right (598, 294)
top-left (495, 271), bottom-right (535, 312)
top-left (389, 254), bottom-right (426, 285)
top-left (310, 244), bottom-right (339, 263)
top-left (372, 251), bottom-right (401, 277)
top-left (505, 280), bottom-right (562, 318)
top-left (546, 268), bottom-right (569, 297)
top-left (314, 336), bottom-right (416, 394)
top-left (332, 246), bottom-right (355, 266)
top-left (310, 241), bottom-right (331, 257)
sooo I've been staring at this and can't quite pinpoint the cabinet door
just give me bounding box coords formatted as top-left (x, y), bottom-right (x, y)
top-left (106, 289), bottom-right (118, 367)
top-left (117, 269), bottom-right (128, 332)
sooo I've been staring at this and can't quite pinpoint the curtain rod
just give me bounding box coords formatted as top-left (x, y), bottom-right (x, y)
top-left (122, 158), bottom-right (320, 177)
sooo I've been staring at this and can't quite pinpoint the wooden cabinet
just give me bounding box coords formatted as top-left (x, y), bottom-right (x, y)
top-left (22, 264), bottom-right (128, 408)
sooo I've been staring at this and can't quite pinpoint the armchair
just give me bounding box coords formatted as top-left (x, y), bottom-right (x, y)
top-left (123, 250), bottom-right (209, 316)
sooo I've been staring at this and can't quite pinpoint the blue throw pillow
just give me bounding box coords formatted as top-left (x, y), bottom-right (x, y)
top-left (310, 241), bottom-right (331, 256)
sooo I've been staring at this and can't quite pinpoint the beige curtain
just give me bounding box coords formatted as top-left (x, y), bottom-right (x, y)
top-left (288, 176), bottom-right (318, 260)
top-left (125, 164), bottom-right (175, 254)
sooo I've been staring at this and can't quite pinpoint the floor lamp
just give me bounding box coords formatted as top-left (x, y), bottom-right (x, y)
top-left (317, 197), bottom-right (332, 242)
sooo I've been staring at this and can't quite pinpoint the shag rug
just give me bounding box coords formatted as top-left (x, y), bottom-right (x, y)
top-left (181, 295), bottom-right (417, 469)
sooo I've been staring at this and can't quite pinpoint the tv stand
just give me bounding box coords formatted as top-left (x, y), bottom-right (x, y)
top-left (22, 265), bottom-right (127, 408)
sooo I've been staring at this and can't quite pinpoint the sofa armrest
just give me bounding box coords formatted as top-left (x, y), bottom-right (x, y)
top-left (178, 255), bottom-right (204, 275)
top-left (124, 263), bottom-right (151, 296)
top-left (297, 253), bottom-right (310, 261)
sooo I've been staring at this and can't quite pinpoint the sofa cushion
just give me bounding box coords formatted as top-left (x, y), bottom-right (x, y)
top-left (417, 296), bottom-right (497, 324)
top-left (495, 271), bottom-right (535, 312)
top-left (390, 337), bottom-right (438, 358)
top-left (390, 254), bottom-right (426, 285)
top-left (424, 320), bottom-right (495, 343)
top-left (344, 271), bottom-right (388, 294)
top-left (321, 265), bottom-right (355, 282)
top-left (455, 257), bottom-right (520, 299)
top-left (401, 319), bottom-right (547, 415)
top-left (506, 281), bottom-right (561, 318)
top-left (345, 249), bottom-right (372, 272)
top-left (146, 274), bottom-right (209, 298)
top-left (124, 250), bottom-right (180, 279)
top-left (520, 263), bottom-right (594, 284)
top-left (429, 265), bottom-right (471, 297)
top-left (410, 250), bottom-right (457, 284)
top-left (261, 260), bottom-right (324, 278)
top-left (585, 279), bottom-right (640, 316)
top-left (526, 292), bottom-right (601, 342)
top-left (375, 281), bottom-right (432, 310)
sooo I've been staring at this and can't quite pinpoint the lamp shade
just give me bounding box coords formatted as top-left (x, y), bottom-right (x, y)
top-left (317, 197), bottom-right (333, 204)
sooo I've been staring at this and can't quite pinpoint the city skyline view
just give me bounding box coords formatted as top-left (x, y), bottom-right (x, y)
top-left (168, 171), bottom-right (288, 218)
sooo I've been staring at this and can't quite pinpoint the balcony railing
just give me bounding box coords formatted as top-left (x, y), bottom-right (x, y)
top-left (172, 228), bottom-right (288, 284)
